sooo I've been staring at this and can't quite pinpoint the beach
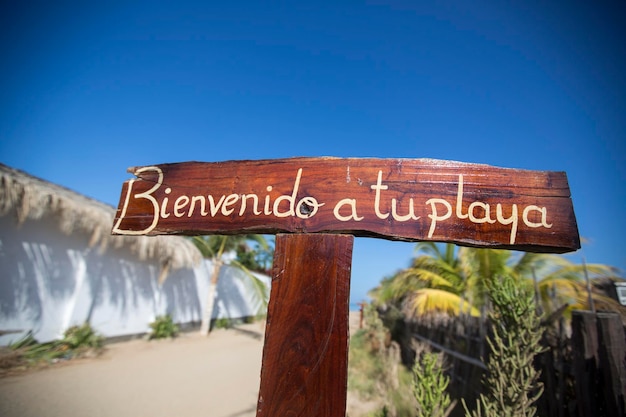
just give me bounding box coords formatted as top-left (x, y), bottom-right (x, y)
top-left (0, 312), bottom-right (364, 417)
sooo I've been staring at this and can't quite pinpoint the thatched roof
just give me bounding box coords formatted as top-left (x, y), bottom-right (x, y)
top-left (0, 163), bottom-right (202, 275)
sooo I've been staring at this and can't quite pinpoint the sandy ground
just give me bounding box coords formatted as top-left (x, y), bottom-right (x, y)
top-left (0, 312), bottom-right (365, 417)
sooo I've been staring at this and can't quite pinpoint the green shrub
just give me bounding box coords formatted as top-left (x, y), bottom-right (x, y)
top-left (213, 318), bottom-right (232, 329)
top-left (348, 329), bottom-right (385, 399)
top-left (149, 314), bottom-right (179, 339)
top-left (413, 351), bottom-right (455, 417)
top-left (5, 322), bottom-right (104, 369)
top-left (63, 322), bottom-right (104, 350)
top-left (369, 405), bottom-right (390, 417)
top-left (6, 332), bottom-right (52, 365)
top-left (464, 274), bottom-right (545, 417)
top-left (348, 304), bottom-right (417, 416)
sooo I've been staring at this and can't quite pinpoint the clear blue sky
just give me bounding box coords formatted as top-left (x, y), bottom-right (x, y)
top-left (2, 1), bottom-right (624, 303)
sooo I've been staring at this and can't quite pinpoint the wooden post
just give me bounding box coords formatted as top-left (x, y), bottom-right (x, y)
top-left (257, 234), bottom-right (353, 417)
top-left (572, 310), bottom-right (600, 417)
top-left (596, 312), bottom-right (626, 417)
top-left (572, 310), bottom-right (626, 417)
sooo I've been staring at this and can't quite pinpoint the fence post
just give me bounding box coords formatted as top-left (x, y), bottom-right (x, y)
top-left (571, 310), bottom-right (600, 417)
top-left (596, 312), bottom-right (626, 417)
top-left (572, 310), bottom-right (626, 417)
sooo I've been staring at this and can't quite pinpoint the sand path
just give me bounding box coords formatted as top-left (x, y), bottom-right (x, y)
top-left (0, 324), bottom-right (266, 417)
top-left (0, 312), bottom-right (364, 417)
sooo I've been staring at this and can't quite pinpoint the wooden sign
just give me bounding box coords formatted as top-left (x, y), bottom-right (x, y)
top-left (111, 157), bottom-right (581, 417)
top-left (112, 157), bottom-right (580, 253)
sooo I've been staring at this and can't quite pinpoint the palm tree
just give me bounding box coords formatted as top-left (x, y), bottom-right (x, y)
top-left (522, 253), bottom-right (619, 318)
top-left (191, 234), bottom-right (272, 335)
top-left (371, 242), bottom-right (619, 320)
top-left (370, 242), bottom-right (481, 317)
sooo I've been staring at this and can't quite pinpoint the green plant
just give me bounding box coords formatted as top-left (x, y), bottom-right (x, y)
top-left (213, 318), bottom-right (232, 329)
top-left (5, 323), bottom-right (104, 370)
top-left (149, 314), bottom-right (179, 339)
top-left (348, 304), bottom-right (417, 416)
top-left (348, 329), bottom-right (384, 399)
top-left (413, 351), bottom-right (455, 417)
top-left (369, 405), bottom-right (390, 417)
top-left (2, 332), bottom-right (38, 370)
top-left (464, 274), bottom-right (545, 417)
top-left (62, 322), bottom-right (104, 350)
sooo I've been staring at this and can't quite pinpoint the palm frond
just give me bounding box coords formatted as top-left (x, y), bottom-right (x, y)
top-left (382, 271), bottom-right (428, 302)
top-left (414, 242), bottom-right (444, 259)
top-left (511, 252), bottom-right (566, 277)
top-left (369, 277), bottom-right (399, 305)
top-left (229, 260), bottom-right (270, 314)
top-left (540, 263), bottom-right (616, 283)
top-left (244, 234), bottom-right (270, 250)
top-left (190, 236), bottom-right (217, 258)
top-left (412, 253), bottom-right (464, 289)
top-left (412, 269), bottom-right (458, 292)
top-left (406, 289), bottom-right (480, 317)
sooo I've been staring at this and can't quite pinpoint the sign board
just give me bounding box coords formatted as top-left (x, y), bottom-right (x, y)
top-left (111, 156), bottom-right (581, 417)
top-left (112, 157), bottom-right (580, 253)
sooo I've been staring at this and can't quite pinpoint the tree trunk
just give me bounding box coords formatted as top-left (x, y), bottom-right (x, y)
top-left (200, 259), bottom-right (222, 335)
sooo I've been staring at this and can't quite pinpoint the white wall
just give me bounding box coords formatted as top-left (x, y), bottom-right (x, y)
top-left (0, 215), bottom-right (270, 345)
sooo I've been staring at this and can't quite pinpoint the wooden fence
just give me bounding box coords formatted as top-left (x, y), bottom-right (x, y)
top-left (407, 314), bottom-right (486, 417)
top-left (405, 310), bottom-right (625, 417)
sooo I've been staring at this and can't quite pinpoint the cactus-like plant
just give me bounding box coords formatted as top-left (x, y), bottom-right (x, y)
top-left (464, 274), bottom-right (545, 417)
top-left (413, 351), bottom-right (455, 417)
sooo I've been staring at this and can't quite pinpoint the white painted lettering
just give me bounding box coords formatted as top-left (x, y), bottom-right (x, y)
top-left (333, 198), bottom-right (363, 221)
top-left (468, 202), bottom-right (496, 224)
top-left (160, 187), bottom-right (172, 219)
top-left (221, 194), bottom-right (239, 216)
top-left (208, 195), bottom-right (226, 217)
top-left (426, 198), bottom-right (452, 238)
top-left (496, 204), bottom-right (518, 244)
top-left (264, 186), bottom-right (272, 215)
top-left (371, 170), bottom-right (390, 219)
top-left (391, 199), bottom-right (420, 222)
top-left (456, 174), bottom-right (469, 219)
top-left (112, 166), bottom-right (555, 246)
top-left (296, 197), bottom-right (324, 219)
top-left (112, 166), bottom-right (163, 235)
top-left (273, 169), bottom-right (302, 218)
top-left (523, 205), bottom-right (553, 229)
top-left (189, 195), bottom-right (208, 217)
top-left (240, 194), bottom-right (261, 216)
top-left (173, 195), bottom-right (190, 217)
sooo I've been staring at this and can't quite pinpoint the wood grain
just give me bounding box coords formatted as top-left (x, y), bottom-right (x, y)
top-left (111, 157), bottom-right (580, 253)
top-left (256, 234), bottom-right (352, 417)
